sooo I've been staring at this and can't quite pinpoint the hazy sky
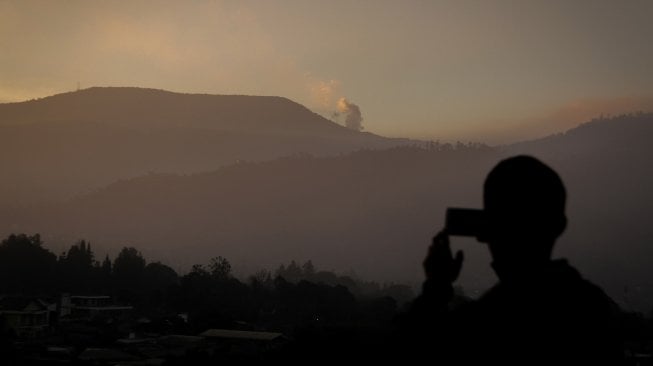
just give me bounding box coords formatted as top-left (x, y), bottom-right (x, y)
top-left (1, 0), bottom-right (652, 143)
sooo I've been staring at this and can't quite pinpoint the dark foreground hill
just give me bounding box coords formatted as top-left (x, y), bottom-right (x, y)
top-left (3, 113), bottom-right (652, 311)
top-left (0, 87), bottom-right (407, 205)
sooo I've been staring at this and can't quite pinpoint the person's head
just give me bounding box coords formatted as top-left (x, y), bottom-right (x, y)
top-left (480, 156), bottom-right (567, 277)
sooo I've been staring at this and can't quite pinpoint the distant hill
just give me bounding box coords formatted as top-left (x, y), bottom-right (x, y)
top-left (504, 113), bottom-right (653, 311)
top-left (0, 87), bottom-right (361, 135)
top-left (3, 113), bottom-right (652, 311)
top-left (0, 87), bottom-right (408, 205)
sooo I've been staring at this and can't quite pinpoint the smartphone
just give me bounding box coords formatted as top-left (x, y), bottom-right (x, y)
top-left (445, 208), bottom-right (485, 237)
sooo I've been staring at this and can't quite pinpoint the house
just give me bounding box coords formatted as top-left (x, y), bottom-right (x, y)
top-left (0, 296), bottom-right (52, 338)
top-left (59, 294), bottom-right (133, 319)
top-left (200, 328), bottom-right (286, 356)
top-left (199, 329), bottom-right (284, 341)
top-left (77, 347), bottom-right (139, 363)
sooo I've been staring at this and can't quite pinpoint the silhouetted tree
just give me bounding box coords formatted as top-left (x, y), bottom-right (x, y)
top-left (379, 283), bottom-right (415, 306)
top-left (274, 279), bottom-right (357, 325)
top-left (249, 269), bottom-right (274, 288)
top-left (65, 240), bottom-right (93, 266)
top-left (277, 260), bottom-right (302, 282)
top-left (58, 240), bottom-right (95, 292)
top-left (0, 234), bottom-right (57, 293)
top-left (101, 255), bottom-right (112, 276)
top-left (141, 262), bottom-right (179, 310)
top-left (302, 260), bottom-right (316, 278)
top-left (142, 262), bottom-right (179, 291)
top-left (208, 256), bottom-right (231, 280)
top-left (112, 247), bottom-right (146, 299)
top-left (176, 257), bottom-right (251, 331)
top-left (113, 247), bottom-right (145, 279)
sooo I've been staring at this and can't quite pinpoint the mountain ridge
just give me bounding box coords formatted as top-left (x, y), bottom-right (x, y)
top-left (1, 87), bottom-right (651, 310)
top-left (3, 113), bottom-right (652, 310)
top-left (0, 87), bottom-right (409, 205)
top-left (0, 87), bottom-right (370, 137)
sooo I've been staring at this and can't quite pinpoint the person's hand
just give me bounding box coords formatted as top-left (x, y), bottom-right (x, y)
top-left (423, 230), bottom-right (464, 285)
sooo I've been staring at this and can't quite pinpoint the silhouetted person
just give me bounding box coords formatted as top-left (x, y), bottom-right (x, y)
top-left (399, 155), bottom-right (622, 364)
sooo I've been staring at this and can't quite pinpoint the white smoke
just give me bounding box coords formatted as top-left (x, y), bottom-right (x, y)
top-left (335, 97), bottom-right (363, 131)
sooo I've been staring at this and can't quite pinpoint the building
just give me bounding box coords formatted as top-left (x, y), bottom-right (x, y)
top-left (60, 294), bottom-right (133, 319)
top-left (0, 296), bottom-right (52, 338)
top-left (200, 328), bottom-right (286, 356)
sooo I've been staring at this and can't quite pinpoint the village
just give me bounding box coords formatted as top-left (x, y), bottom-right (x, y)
top-left (0, 234), bottom-right (407, 365)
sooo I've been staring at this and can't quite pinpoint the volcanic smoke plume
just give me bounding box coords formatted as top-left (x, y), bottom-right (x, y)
top-left (336, 97), bottom-right (363, 131)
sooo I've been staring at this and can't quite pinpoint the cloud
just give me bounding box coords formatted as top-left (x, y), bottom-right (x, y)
top-left (308, 78), bottom-right (341, 110)
top-left (0, 1), bottom-right (339, 108)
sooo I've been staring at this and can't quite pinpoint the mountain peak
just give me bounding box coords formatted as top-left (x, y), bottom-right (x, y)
top-left (0, 86), bottom-right (404, 206)
top-left (0, 86), bottom-right (355, 136)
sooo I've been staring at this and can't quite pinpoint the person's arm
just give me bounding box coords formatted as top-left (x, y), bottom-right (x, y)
top-left (387, 230), bottom-right (466, 363)
top-left (405, 230), bottom-right (464, 325)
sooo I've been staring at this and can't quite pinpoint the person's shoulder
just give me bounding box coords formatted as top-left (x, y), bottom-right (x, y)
top-left (553, 260), bottom-right (604, 292)
top-left (554, 260), bottom-right (620, 313)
